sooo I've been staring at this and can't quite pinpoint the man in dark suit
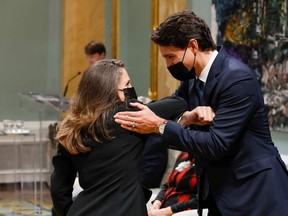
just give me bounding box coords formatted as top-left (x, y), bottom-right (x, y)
top-left (114, 10), bottom-right (288, 216)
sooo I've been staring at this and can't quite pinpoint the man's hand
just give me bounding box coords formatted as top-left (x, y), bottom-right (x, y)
top-left (178, 106), bottom-right (215, 126)
top-left (114, 102), bottom-right (164, 134)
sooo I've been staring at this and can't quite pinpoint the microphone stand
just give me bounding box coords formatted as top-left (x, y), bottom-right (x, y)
top-left (63, 71), bottom-right (81, 97)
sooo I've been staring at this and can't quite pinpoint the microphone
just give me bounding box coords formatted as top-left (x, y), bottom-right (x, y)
top-left (63, 71), bottom-right (81, 97)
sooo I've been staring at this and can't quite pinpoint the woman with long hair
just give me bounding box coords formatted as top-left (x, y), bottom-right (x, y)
top-left (50, 59), bottom-right (188, 216)
top-left (51, 59), bottom-right (149, 216)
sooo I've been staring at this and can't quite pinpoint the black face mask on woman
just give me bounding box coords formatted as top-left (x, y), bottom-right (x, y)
top-left (123, 87), bottom-right (138, 102)
top-left (167, 47), bottom-right (196, 81)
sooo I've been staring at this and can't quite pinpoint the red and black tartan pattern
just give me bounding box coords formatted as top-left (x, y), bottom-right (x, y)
top-left (156, 152), bottom-right (197, 212)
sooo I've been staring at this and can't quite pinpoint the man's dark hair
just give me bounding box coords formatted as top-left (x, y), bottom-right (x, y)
top-left (151, 10), bottom-right (217, 51)
top-left (84, 41), bottom-right (106, 55)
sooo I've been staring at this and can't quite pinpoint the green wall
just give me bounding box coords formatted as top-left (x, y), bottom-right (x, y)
top-left (0, 0), bottom-right (62, 121)
top-left (187, 0), bottom-right (211, 26)
top-left (105, 0), bottom-right (151, 97)
top-left (0, 0), bottom-right (287, 155)
top-left (119, 0), bottom-right (151, 97)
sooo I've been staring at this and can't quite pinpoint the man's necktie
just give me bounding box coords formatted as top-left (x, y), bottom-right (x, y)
top-left (195, 79), bottom-right (209, 199)
top-left (195, 78), bottom-right (205, 106)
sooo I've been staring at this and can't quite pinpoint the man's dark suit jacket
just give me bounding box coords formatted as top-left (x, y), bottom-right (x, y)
top-left (164, 47), bottom-right (288, 216)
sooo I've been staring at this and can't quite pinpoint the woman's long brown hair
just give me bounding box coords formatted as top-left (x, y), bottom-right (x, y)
top-left (55, 60), bottom-right (125, 154)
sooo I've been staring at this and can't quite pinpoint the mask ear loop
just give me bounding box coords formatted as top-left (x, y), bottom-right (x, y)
top-left (183, 46), bottom-right (196, 72)
top-left (192, 53), bottom-right (196, 68)
top-left (181, 47), bottom-right (188, 62)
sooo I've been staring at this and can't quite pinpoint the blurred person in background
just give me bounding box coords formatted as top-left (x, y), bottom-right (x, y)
top-left (84, 40), bottom-right (106, 65)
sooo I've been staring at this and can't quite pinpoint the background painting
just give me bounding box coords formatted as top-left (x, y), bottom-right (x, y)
top-left (212, 0), bottom-right (288, 132)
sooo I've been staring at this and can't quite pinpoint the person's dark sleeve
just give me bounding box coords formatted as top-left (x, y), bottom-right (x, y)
top-left (170, 197), bottom-right (198, 213)
top-left (153, 183), bottom-right (169, 203)
top-left (141, 135), bottom-right (168, 189)
top-left (146, 96), bottom-right (188, 120)
top-left (50, 144), bottom-right (77, 216)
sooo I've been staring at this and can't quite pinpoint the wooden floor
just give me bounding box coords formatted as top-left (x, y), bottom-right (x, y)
top-left (0, 182), bottom-right (51, 199)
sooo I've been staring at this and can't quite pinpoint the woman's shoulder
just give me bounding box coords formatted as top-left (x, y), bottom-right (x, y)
top-left (114, 102), bottom-right (139, 113)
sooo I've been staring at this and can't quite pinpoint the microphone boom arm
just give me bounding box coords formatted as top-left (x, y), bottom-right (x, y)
top-left (63, 71), bottom-right (81, 97)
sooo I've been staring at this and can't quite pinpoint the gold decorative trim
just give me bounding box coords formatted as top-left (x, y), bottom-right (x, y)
top-left (149, 0), bottom-right (159, 100)
top-left (112, 0), bottom-right (119, 59)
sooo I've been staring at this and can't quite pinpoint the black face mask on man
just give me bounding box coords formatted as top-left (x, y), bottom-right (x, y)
top-left (167, 47), bottom-right (196, 81)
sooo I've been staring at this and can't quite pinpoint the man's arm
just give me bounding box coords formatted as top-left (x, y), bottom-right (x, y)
top-left (114, 102), bottom-right (164, 134)
top-left (114, 102), bottom-right (214, 134)
top-left (163, 76), bottom-right (260, 160)
top-left (177, 106), bottom-right (215, 126)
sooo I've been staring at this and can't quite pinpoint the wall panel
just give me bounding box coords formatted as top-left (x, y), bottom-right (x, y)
top-left (62, 0), bottom-right (105, 98)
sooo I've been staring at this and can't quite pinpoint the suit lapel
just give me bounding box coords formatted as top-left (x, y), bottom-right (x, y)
top-left (204, 47), bottom-right (226, 105)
